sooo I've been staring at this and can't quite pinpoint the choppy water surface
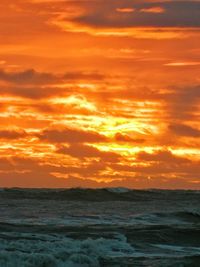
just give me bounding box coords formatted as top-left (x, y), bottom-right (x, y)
top-left (0, 188), bottom-right (200, 266)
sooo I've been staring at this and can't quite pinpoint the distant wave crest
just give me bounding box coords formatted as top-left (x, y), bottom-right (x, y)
top-left (1, 187), bottom-right (198, 201)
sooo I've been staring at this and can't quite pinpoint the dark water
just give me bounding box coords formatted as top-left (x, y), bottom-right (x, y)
top-left (0, 188), bottom-right (200, 266)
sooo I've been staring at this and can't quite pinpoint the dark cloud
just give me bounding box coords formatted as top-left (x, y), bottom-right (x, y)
top-left (137, 150), bottom-right (190, 163)
top-left (63, 72), bottom-right (104, 81)
top-left (57, 144), bottom-right (120, 162)
top-left (69, 1), bottom-right (200, 28)
top-left (96, 84), bottom-right (200, 121)
top-left (0, 68), bottom-right (105, 99)
top-left (0, 129), bottom-right (27, 139)
top-left (38, 127), bottom-right (107, 143)
top-left (0, 156), bottom-right (106, 177)
top-left (164, 85), bottom-right (200, 120)
top-left (110, 149), bottom-right (198, 176)
top-left (115, 133), bottom-right (145, 143)
top-left (0, 86), bottom-right (60, 99)
top-left (169, 123), bottom-right (200, 137)
top-left (0, 69), bottom-right (57, 85)
top-left (0, 69), bottom-right (104, 85)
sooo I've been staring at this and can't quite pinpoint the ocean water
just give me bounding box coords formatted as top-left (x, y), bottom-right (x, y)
top-left (0, 188), bottom-right (200, 267)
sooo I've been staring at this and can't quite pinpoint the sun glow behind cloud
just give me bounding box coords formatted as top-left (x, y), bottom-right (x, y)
top-left (0, 0), bottom-right (199, 189)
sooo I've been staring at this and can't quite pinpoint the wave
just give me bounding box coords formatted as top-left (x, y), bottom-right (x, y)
top-left (134, 211), bottom-right (200, 225)
top-left (1, 187), bottom-right (199, 202)
top-left (0, 217), bottom-right (200, 245)
top-left (172, 211), bottom-right (200, 223)
top-left (0, 222), bottom-right (200, 267)
top-left (1, 188), bottom-right (200, 266)
top-left (0, 232), bottom-right (135, 267)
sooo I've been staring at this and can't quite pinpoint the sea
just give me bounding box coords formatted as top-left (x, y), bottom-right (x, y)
top-left (0, 188), bottom-right (200, 267)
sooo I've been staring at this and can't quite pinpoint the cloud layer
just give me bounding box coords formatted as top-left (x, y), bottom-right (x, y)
top-left (0, 0), bottom-right (199, 189)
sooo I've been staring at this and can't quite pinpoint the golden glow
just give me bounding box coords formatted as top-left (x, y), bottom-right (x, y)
top-left (53, 19), bottom-right (195, 39)
top-left (140, 7), bottom-right (165, 13)
top-left (165, 62), bottom-right (200, 66)
top-left (116, 8), bottom-right (135, 13)
top-left (0, 0), bottom-right (199, 189)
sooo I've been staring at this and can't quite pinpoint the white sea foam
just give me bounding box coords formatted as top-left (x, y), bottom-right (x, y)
top-left (0, 233), bottom-right (135, 267)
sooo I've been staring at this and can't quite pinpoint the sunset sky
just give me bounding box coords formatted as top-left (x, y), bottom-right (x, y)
top-left (0, 0), bottom-right (200, 188)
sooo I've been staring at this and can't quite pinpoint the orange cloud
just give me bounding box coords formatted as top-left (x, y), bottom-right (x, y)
top-left (0, 129), bottom-right (27, 140)
top-left (38, 127), bottom-right (107, 143)
top-left (169, 123), bottom-right (200, 138)
top-left (140, 7), bottom-right (165, 13)
top-left (0, 0), bottom-right (199, 189)
top-left (57, 144), bottom-right (121, 162)
top-left (116, 8), bottom-right (135, 13)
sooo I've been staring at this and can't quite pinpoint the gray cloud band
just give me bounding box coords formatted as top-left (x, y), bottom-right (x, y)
top-left (67, 1), bottom-right (200, 28)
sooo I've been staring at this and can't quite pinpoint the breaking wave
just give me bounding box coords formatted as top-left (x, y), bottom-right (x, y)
top-left (0, 232), bottom-right (135, 267)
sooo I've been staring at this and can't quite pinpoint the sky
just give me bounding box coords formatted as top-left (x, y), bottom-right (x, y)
top-left (0, 0), bottom-right (200, 189)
